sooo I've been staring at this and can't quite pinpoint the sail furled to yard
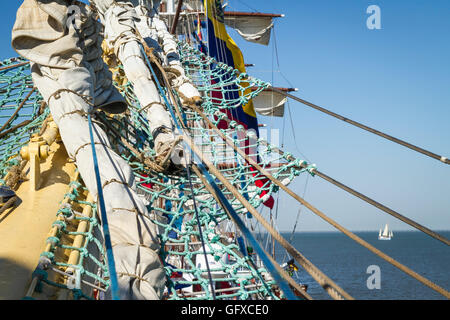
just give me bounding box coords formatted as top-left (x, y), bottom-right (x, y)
top-left (224, 14), bottom-right (275, 46)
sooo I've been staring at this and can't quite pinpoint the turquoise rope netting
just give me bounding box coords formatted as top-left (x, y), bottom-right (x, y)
top-left (0, 43), bottom-right (316, 300)
top-left (0, 58), bottom-right (47, 183)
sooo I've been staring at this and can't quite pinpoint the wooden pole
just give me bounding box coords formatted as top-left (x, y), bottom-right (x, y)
top-left (170, 0), bottom-right (184, 35)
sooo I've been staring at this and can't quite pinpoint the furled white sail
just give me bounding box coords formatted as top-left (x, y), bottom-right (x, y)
top-left (224, 15), bottom-right (275, 45)
top-left (253, 90), bottom-right (287, 117)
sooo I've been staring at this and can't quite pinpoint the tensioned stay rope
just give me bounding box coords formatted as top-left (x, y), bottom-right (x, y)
top-left (269, 87), bottom-right (450, 166)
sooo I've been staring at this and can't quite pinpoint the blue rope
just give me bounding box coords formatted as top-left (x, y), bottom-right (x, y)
top-left (139, 45), bottom-right (299, 300)
top-left (87, 113), bottom-right (120, 300)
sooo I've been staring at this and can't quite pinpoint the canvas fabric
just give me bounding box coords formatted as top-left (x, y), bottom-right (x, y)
top-left (12, 0), bottom-right (166, 300)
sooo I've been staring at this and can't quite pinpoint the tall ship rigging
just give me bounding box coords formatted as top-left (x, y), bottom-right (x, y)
top-left (0, 0), bottom-right (448, 301)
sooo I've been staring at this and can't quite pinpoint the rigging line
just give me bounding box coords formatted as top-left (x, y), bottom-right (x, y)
top-left (272, 26), bottom-right (311, 162)
top-left (286, 99), bottom-right (311, 163)
top-left (0, 61), bottom-right (30, 72)
top-left (289, 175), bottom-right (310, 244)
top-left (283, 175), bottom-right (310, 262)
top-left (234, 0), bottom-right (260, 13)
top-left (272, 26), bottom-right (295, 89)
top-left (283, 175), bottom-right (310, 265)
top-left (87, 113), bottom-right (120, 300)
top-left (188, 104), bottom-right (450, 298)
top-left (0, 87), bottom-right (36, 134)
top-left (185, 161), bottom-right (217, 299)
top-left (270, 87), bottom-right (450, 166)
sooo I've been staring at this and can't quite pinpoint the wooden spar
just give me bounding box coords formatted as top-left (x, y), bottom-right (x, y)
top-left (0, 87), bottom-right (36, 134)
top-left (0, 61), bottom-right (30, 72)
top-left (170, 0), bottom-right (184, 34)
top-left (163, 11), bottom-right (284, 18)
top-left (251, 86), bottom-right (298, 93)
top-left (223, 11), bottom-right (284, 18)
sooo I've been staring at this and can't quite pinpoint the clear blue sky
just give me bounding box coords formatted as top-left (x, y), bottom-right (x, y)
top-left (3, 1), bottom-right (449, 233)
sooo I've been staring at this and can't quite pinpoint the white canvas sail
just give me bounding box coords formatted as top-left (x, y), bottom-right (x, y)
top-left (382, 224), bottom-right (389, 237)
top-left (224, 15), bottom-right (275, 45)
top-left (379, 224), bottom-right (392, 240)
top-left (253, 90), bottom-right (287, 117)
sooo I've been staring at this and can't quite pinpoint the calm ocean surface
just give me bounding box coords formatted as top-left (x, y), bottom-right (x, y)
top-left (270, 231), bottom-right (450, 300)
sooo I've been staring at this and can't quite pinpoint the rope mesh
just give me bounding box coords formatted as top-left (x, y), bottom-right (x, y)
top-left (0, 43), bottom-right (315, 300)
top-left (0, 58), bottom-right (47, 183)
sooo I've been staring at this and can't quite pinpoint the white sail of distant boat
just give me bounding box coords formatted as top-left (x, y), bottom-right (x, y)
top-left (378, 224), bottom-right (393, 240)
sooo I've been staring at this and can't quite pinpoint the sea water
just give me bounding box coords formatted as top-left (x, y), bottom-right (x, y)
top-left (270, 231), bottom-right (450, 300)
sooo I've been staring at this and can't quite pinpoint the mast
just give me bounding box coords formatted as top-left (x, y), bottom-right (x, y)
top-left (170, 0), bottom-right (184, 34)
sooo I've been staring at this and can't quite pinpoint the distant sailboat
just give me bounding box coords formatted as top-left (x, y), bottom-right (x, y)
top-left (378, 224), bottom-right (393, 240)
